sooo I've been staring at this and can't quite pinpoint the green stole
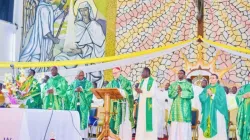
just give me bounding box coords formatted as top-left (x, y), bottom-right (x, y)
top-left (204, 86), bottom-right (216, 138)
top-left (140, 76), bottom-right (154, 132)
top-left (109, 79), bottom-right (121, 134)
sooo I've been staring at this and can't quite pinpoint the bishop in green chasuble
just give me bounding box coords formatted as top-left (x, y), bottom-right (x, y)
top-left (106, 67), bottom-right (134, 140)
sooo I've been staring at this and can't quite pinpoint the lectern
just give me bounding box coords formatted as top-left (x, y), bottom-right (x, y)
top-left (91, 88), bottom-right (123, 140)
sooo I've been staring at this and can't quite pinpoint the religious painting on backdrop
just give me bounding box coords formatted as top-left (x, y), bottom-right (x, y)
top-left (20, 0), bottom-right (107, 87)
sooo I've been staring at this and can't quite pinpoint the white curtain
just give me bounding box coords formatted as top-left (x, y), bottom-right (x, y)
top-left (36, 41), bottom-right (192, 82)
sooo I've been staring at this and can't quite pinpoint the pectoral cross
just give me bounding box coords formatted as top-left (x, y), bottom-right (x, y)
top-left (195, 0), bottom-right (204, 42)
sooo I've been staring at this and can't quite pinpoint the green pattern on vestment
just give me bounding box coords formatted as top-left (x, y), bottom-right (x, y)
top-left (67, 78), bottom-right (93, 130)
top-left (107, 75), bottom-right (135, 134)
top-left (20, 76), bottom-right (42, 109)
top-left (168, 80), bottom-right (194, 123)
top-left (42, 74), bottom-right (68, 110)
top-left (236, 84), bottom-right (250, 140)
top-left (199, 83), bottom-right (229, 138)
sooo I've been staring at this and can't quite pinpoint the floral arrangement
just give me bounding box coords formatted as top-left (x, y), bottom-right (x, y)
top-left (3, 73), bottom-right (18, 104)
top-left (3, 69), bottom-right (27, 105)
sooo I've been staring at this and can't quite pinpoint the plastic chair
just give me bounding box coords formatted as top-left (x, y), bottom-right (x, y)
top-left (88, 107), bottom-right (98, 138)
top-left (191, 108), bottom-right (199, 140)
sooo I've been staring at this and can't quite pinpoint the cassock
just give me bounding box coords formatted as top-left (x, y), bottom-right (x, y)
top-left (192, 84), bottom-right (203, 120)
top-left (161, 89), bottom-right (172, 135)
top-left (191, 84), bottom-right (204, 139)
top-left (226, 93), bottom-right (238, 139)
top-left (135, 77), bottom-right (158, 140)
top-left (106, 75), bottom-right (134, 140)
top-left (20, 2), bottom-right (62, 63)
top-left (235, 84), bottom-right (250, 140)
top-left (168, 80), bottom-right (194, 140)
top-left (199, 83), bottom-right (228, 140)
top-left (155, 89), bottom-right (168, 138)
top-left (226, 93), bottom-right (237, 110)
top-left (67, 78), bottom-right (93, 138)
top-left (42, 75), bottom-right (68, 110)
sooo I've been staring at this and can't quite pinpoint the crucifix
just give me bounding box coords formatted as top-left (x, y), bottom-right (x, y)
top-left (195, 0), bottom-right (204, 42)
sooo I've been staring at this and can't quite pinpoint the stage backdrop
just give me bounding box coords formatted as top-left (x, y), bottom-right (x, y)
top-left (19, 0), bottom-right (250, 88)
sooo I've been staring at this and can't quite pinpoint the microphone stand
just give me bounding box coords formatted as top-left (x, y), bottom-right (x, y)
top-left (10, 64), bottom-right (15, 84)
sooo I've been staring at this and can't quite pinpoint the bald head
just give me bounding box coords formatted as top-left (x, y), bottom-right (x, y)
top-left (78, 70), bottom-right (85, 80)
top-left (112, 67), bottom-right (121, 79)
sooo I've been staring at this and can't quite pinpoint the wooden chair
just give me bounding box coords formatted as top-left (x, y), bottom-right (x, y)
top-left (229, 108), bottom-right (238, 140)
top-left (191, 108), bottom-right (199, 140)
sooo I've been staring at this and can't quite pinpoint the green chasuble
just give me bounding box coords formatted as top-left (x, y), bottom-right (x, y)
top-left (106, 75), bottom-right (135, 134)
top-left (199, 83), bottom-right (229, 138)
top-left (168, 80), bottom-right (194, 123)
top-left (236, 84), bottom-right (250, 140)
top-left (67, 78), bottom-right (93, 130)
top-left (19, 76), bottom-right (42, 109)
top-left (42, 74), bottom-right (68, 110)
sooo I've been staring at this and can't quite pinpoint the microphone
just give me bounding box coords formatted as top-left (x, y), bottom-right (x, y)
top-left (10, 64), bottom-right (15, 84)
top-left (135, 83), bottom-right (139, 89)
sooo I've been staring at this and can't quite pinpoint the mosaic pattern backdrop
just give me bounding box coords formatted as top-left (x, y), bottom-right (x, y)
top-left (116, 0), bottom-right (197, 86)
top-left (204, 0), bottom-right (250, 87)
top-left (115, 0), bottom-right (250, 87)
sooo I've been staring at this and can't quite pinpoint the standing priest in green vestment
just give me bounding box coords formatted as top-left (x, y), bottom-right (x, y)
top-left (168, 70), bottom-right (194, 140)
top-left (19, 69), bottom-right (42, 109)
top-left (42, 66), bottom-right (68, 110)
top-left (106, 67), bottom-right (134, 140)
top-left (135, 67), bottom-right (158, 140)
top-left (236, 72), bottom-right (250, 140)
top-left (199, 74), bottom-right (229, 140)
top-left (67, 70), bottom-right (93, 139)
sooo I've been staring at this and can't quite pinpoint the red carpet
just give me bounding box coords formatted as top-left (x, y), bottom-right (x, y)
top-left (132, 138), bottom-right (168, 140)
top-left (132, 136), bottom-right (168, 140)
